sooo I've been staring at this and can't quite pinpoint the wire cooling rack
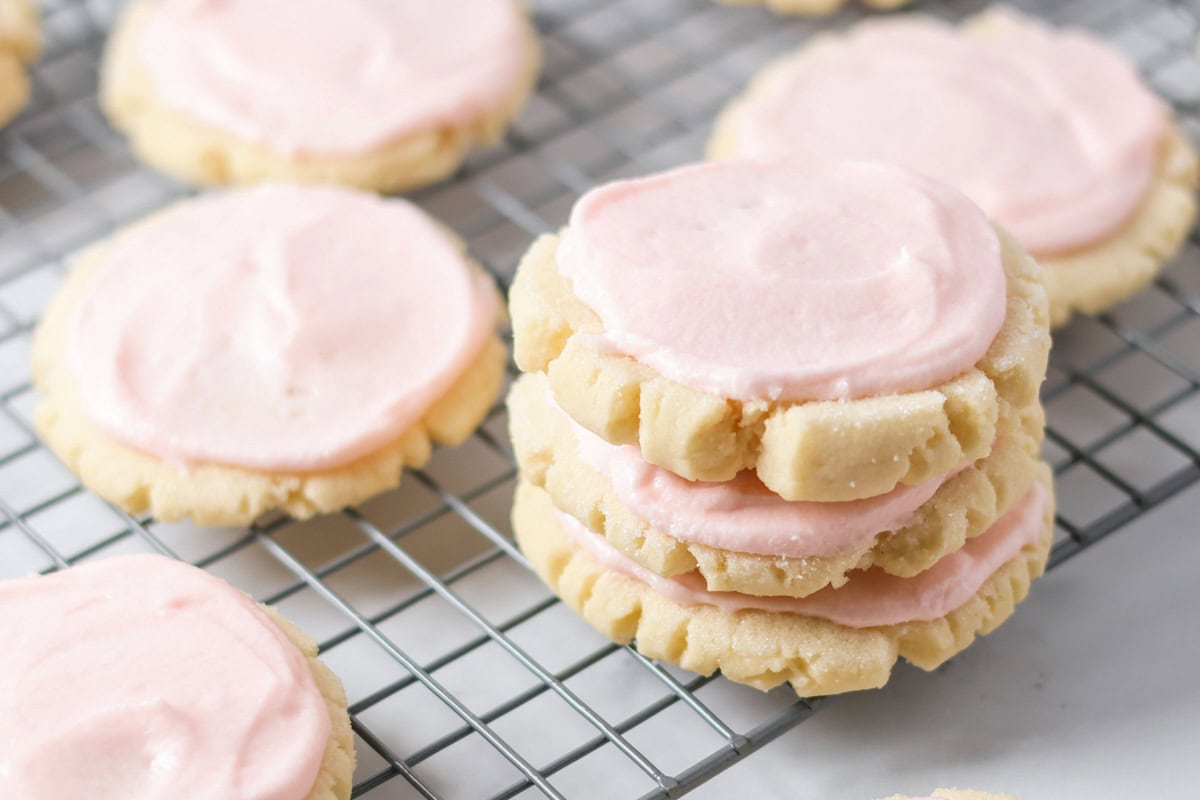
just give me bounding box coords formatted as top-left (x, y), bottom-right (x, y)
top-left (1, 0), bottom-right (1199, 797)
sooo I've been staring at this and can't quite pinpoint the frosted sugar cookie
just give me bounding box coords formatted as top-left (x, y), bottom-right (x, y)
top-left (0, 555), bottom-right (354, 799)
top-left (101, 0), bottom-right (540, 192)
top-left (510, 371), bottom-right (1044, 598)
top-left (717, 0), bottom-right (912, 17)
top-left (510, 160), bottom-right (1050, 502)
top-left (0, 0), bottom-right (40, 127)
top-left (514, 465), bottom-right (1053, 697)
top-left (32, 183), bottom-right (506, 525)
top-left (710, 8), bottom-right (1198, 327)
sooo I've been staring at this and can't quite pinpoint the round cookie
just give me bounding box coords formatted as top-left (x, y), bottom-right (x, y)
top-left (0, 0), bottom-right (40, 127)
top-left (709, 9), bottom-right (1198, 327)
top-left (0, 554), bottom-right (355, 799)
top-left (510, 371), bottom-right (1044, 598)
top-left (717, 0), bottom-right (912, 16)
top-left (100, 0), bottom-right (541, 192)
top-left (513, 467), bottom-right (1054, 697)
top-left (32, 183), bottom-right (506, 525)
top-left (510, 160), bottom-right (1050, 503)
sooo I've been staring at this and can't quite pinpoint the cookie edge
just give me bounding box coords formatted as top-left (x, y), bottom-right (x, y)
top-left (99, 0), bottom-right (542, 192)
top-left (509, 224), bottom-right (1049, 502)
top-left (707, 13), bottom-right (1198, 329)
top-left (509, 370), bottom-right (1045, 597)
top-left (30, 205), bottom-right (507, 526)
top-left (262, 605), bottom-right (356, 800)
top-left (512, 470), bottom-right (1054, 697)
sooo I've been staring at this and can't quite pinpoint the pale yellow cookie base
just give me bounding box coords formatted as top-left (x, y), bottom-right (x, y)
top-left (31, 216), bottom-right (507, 526)
top-left (511, 370), bottom-right (1046, 597)
top-left (0, 0), bottom-right (40, 128)
top-left (510, 226), bottom-right (1049, 503)
top-left (708, 12), bottom-right (1199, 330)
top-left (716, 0), bottom-right (912, 16)
top-left (100, 1), bottom-right (541, 193)
top-left (264, 606), bottom-right (356, 800)
top-left (513, 475), bottom-right (1053, 697)
top-left (881, 792), bottom-right (1020, 800)
top-left (1042, 129), bottom-right (1199, 327)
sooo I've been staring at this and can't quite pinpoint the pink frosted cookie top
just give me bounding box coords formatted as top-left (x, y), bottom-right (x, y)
top-left (569, 405), bottom-right (954, 558)
top-left (557, 482), bottom-right (1047, 627)
top-left (727, 10), bottom-right (1165, 255)
top-left (557, 160), bottom-right (1005, 401)
top-left (138, 0), bottom-right (530, 155)
top-left (70, 183), bottom-right (497, 471)
top-left (0, 555), bottom-right (330, 800)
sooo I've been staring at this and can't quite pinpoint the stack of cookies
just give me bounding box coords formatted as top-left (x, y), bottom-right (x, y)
top-left (507, 159), bottom-right (1054, 697)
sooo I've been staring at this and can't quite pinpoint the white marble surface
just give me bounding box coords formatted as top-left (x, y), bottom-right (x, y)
top-left (693, 483), bottom-right (1200, 800)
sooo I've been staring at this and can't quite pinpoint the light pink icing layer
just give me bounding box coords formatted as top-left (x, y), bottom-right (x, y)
top-left (728, 11), bottom-right (1165, 255)
top-left (556, 482), bottom-right (1047, 627)
top-left (557, 160), bottom-right (1005, 402)
top-left (139, 0), bottom-right (529, 155)
top-left (0, 555), bottom-right (330, 800)
top-left (568, 403), bottom-right (953, 558)
top-left (70, 183), bottom-right (497, 471)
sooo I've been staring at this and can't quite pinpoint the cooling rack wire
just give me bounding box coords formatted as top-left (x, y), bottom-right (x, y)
top-left (2, 0), bottom-right (1199, 797)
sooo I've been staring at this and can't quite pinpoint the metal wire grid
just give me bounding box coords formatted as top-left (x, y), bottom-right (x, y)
top-left (1, 0), bottom-right (1199, 796)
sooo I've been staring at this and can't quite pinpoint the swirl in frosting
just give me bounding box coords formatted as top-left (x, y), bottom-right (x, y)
top-left (557, 160), bottom-right (1006, 401)
top-left (0, 555), bottom-right (331, 800)
top-left (138, 0), bottom-right (530, 154)
top-left (724, 11), bottom-right (1165, 255)
top-left (70, 183), bottom-right (498, 471)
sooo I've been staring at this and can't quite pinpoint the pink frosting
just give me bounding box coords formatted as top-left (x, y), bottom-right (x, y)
top-left (569, 404), bottom-right (954, 558)
top-left (70, 183), bottom-right (497, 471)
top-left (138, 0), bottom-right (529, 155)
top-left (557, 482), bottom-right (1047, 627)
top-left (557, 160), bottom-right (1005, 402)
top-left (728, 11), bottom-right (1165, 255)
top-left (0, 555), bottom-right (330, 800)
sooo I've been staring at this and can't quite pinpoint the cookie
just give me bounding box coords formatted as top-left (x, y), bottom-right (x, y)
top-left (511, 160), bottom-right (1050, 502)
top-left (101, 0), bottom-right (540, 192)
top-left (266, 606), bottom-right (356, 800)
top-left (0, 0), bottom-right (40, 127)
top-left (882, 792), bottom-right (1020, 800)
top-left (709, 9), bottom-right (1198, 327)
top-left (1039, 127), bottom-right (1197, 327)
top-left (513, 467), bottom-right (1053, 697)
top-left (0, 554), bottom-right (355, 799)
top-left (717, 0), bottom-right (912, 16)
top-left (32, 183), bottom-right (505, 525)
top-left (511, 370), bottom-right (1044, 597)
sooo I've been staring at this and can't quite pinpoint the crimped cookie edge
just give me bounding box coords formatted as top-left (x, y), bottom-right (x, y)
top-left (262, 605), bottom-right (356, 800)
top-left (512, 471), bottom-right (1053, 697)
top-left (509, 370), bottom-right (1045, 597)
top-left (31, 212), bottom-right (507, 526)
top-left (99, 0), bottom-right (542, 192)
top-left (510, 223), bottom-right (1048, 502)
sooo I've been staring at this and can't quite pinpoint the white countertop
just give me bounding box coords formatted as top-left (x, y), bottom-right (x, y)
top-left (693, 483), bottom-right (1200, 800)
